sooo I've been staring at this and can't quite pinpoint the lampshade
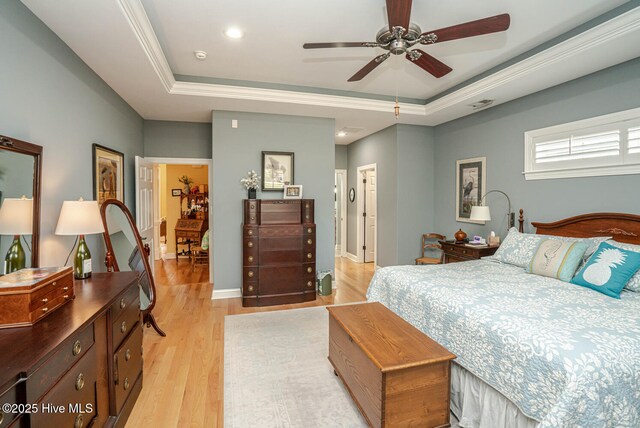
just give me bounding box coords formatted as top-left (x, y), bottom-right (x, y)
top-left (0, 197), bottom-right (33, 235)
top-left (470, 205), bottom-right (491, 222)
top-left (55, 199), bottom-right (105, 235)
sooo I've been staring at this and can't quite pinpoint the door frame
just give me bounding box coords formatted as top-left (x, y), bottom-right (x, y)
top-left (144, 156), bottom-right (213, 284)
top-left (356, 163), bottom-right (377, 265)
top-left (335, 169), bottom-right (347, 257)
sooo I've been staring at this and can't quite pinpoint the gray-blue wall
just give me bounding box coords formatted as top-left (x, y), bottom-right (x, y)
top-left (347, 124), bottom-right (436, 266)
top-left (212, 111), bottom-right (335, 291)
top-left (0, 1), bottom-right (143, 268)
top-left (144, 120), bottom-right (212, 159)
top-left (335, 145), bottom-right (348, 170)
top-left (433, 57), bottom-right (640, 239)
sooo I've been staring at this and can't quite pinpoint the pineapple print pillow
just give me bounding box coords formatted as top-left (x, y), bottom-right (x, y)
top-left (607, 241), bottom-right (640, 292)
top-left (571, 241), bottom-right (640, 298)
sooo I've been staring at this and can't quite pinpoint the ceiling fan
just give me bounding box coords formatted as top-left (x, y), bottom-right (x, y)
top-left (303, 0), bottom-right (510, 82)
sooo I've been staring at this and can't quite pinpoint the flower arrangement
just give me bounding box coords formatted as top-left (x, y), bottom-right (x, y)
top-left (178, 175), bottom-right (194, 194)
top-left (240, 170), bottom-right (261, 190)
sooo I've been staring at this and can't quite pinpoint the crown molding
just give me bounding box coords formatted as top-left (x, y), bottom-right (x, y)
top-left (170, 81), bottom-right (427, 115)
top-left (424, 6), bottom-right (640, 117)
top-left (117, 0), bottom-right (175, 92)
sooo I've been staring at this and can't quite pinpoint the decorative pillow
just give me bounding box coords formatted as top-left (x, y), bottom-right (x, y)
top-left (527, 240), bottom-right (588, 282)
top-left (491, 227), bottom-right (610, 268)
top-left (606, 241), bottom-right (640, 292)
top-left (571, 242), bottom-right (640, 298)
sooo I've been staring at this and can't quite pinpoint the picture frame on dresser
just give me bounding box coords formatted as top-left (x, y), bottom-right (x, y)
top-left (262, 151), bottom-right (294, 191)
top-left (456, 156), bottom-right (486, 224)
top-left (93, 143), bottom-right (124, 206)
top-left (283, 185), bottom-right (303, 199)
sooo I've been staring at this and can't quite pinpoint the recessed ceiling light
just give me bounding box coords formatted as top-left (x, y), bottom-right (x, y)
top-left (224, 27), bottom-right (244, 39)
top-left (337, 131), bottom-right (347, 137)
top-left (194, 50), bottom-right (207, 60)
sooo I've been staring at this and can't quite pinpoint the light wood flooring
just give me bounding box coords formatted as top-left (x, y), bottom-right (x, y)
top-left (125, 257), bottom-right (375, 427)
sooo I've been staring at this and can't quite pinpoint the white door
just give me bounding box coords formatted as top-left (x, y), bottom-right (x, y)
top-left (364, 169), bottom-right (376, 263)
top-left (135, 156), bottom-right (155, 276)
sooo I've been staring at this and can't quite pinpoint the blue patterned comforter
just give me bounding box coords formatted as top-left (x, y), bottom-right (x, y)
top-left (366, 260), bottom-right (640, 428)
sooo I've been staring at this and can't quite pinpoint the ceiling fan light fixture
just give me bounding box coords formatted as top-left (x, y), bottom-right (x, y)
top-left (224, 27), bottom-right (244, 39)
top-left (337, 131), bottom-right (347, 137)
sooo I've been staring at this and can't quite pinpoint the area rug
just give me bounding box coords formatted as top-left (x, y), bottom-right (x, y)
top-left (224, 306), bottom-right (459, 428)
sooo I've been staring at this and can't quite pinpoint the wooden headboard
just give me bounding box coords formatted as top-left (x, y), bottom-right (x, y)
top-left (530, 212), bottom-right (640, 245)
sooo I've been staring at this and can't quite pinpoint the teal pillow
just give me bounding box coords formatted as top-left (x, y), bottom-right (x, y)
top-left (571, 242), bottom-right (640, 298)
top-left (526, 239), bottom-right (588, 282)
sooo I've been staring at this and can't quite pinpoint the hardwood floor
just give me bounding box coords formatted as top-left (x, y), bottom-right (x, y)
top-left (125, 257), bottom-right (375, 427)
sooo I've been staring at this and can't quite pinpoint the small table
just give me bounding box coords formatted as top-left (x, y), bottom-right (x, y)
top-left (327, 302), bottom-right (456, 428)
top-left (439, 240), bottom-right (499, 263)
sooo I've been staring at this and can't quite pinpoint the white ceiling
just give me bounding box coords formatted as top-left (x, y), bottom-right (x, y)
top-left (20, 0), bottom-right (640, 144)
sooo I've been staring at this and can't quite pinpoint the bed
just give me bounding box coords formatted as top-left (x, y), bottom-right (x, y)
top-left (366, 212), bottom-right (640, 428)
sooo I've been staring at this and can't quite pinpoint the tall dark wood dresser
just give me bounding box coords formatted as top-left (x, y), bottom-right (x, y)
top-left (242, 199), bottom-right (316, 307)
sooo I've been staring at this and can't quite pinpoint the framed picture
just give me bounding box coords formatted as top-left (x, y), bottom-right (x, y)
top-left (93, 144), bottom-right (124, 206)
top-left (171, 189), bottom-right (182, 197)
top-left (262, 151), bottom-right (294, 191)
top-left (283, 185), bottom-right (303, 199)
top-left (456, 157), bottom-right (486, 223)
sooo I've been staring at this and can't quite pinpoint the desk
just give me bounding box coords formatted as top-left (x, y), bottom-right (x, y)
top-left (175, 219), bottom-right (206, 260)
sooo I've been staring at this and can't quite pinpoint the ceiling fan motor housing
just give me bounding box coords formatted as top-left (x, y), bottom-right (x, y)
top-left (376, 23), bottom-right (422, 55)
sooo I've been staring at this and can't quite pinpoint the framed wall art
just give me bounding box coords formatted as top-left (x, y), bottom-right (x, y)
top-left (262, 151), bottom-right (294, 191)
top-left (456, 157), bottom-right (486, 224)
top-left (93, 144), bottom-right (124, 206)
top-left (283, 185), bottom-right (303, 199)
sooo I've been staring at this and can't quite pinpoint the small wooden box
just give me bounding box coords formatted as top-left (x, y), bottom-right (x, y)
top-left (328, 302), bottom-right (456, 428)
top-left (0, 267), bottom-right (75, 328)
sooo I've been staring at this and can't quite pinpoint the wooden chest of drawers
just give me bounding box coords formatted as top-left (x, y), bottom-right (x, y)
top-left (0, 267), bottom-right (74, 328)
top-left (242, 199), bottom-right (316, 307)
top-left (328, 303), bottom-right (456, 428)
top-left (440, 241), bottom-right (499, 263)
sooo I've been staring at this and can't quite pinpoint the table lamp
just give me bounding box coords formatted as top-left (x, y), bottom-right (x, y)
top-left (55, 198), bottom-right (105, 279)
top-left (470, 190), bottom-right (514, 231)
top-left (0, 196), bottom-right (33, 273)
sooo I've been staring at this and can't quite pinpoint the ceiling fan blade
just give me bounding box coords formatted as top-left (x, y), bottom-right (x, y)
top-left (421, 13), bottom-right (510, 44)
top-left (348, 54), bottom-right (390, 82)
top-left (386, 0), bottom-right (413, 31)
top-left (406, 50), bottom-right (452, 78)
top-left (303, 42), bottom-right (374, 49)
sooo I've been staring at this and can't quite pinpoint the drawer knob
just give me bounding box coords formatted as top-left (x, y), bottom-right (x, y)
top-left (41, 297), bottom-right (48, 303)
top-left (307, 281), bottom-right (313, 287)
top-left (52, 281), bottom-right (57, 286)
top-left (63, 286), bottom-right (69, 291)
top-left (250, 204), bottom-right (255, 209)
top-left (307, 239), bottom-right (312, 245)
top-left (307, 267), bottom-right (313, 273)
top-left (248, 256), bottom-right (254, 263)
top-left (41, 307), bottom-right (49, 313)
top-left (74, 414), bottom-right (84, 428)
top-left (124, 377), bottom-right (130, 391)
top-left (64, 294), bottom-right (70, 299)
top-left (307, 228), bottom-right (312, 233)
top-left (305, 215), bottom-right (309, 220)
top-left (251, 216), bottom-right (255, 221)
top-left (307, 253), bottom-right (313, 259)
top-left (248, 285), bottom-right (254, 292)
top-left (247, 242), bottom-right (254, 248)
top-left (305, 203), bottom-right (310, 208)
top-left (75, 373), bottom-right (85, 391)
top-left (248, 230), bottom-right (253, 236)
top-left (120, 298), bottom-right (126, 309)
top-left (121, 321), bottom-right (127, 334)
top-left (247, 270), bottom-right (254, 278)
top-left (125, 348), bottom-right (131, 361)
top-left (72, 340), bottom-right (82, 356)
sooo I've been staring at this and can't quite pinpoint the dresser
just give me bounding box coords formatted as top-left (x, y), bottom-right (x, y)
top-left (0, 272), bottom-right (142, 428)
top-left (440, 240), bottom-right (499, 263)
top-left (242, 199), bottom-right (316, 307)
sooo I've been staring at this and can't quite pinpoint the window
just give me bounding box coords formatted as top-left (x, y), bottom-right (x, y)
top-left (524, 107), bottom-right (640, 180)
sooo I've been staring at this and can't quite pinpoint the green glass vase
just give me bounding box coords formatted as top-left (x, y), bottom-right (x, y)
top-left (74, 235), bottom-right (92, 279)
top-left (4, 235), bottom-right (26, 274)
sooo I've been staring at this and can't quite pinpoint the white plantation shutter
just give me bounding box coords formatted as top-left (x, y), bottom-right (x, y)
top-left (524, 108), bottom-right (640, 180)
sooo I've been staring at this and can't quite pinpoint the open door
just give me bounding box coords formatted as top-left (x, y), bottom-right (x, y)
top-left (364, 169), bottom-right (376, 263)
top-left (135, 156), bottom-right (155, 276)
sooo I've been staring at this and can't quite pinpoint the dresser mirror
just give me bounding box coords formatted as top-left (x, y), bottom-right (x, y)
top-left (101, 199), bottom-right (166, 336)
top-left (0, 135), bottom-right (42, 272)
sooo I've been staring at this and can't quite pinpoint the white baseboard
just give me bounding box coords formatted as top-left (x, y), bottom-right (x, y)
top-left (164, 252), bottom-right (176, 259)
top-left (345, 252), bottom-right (359, 263)
top-left (212, 288), bottom-right (242, 300)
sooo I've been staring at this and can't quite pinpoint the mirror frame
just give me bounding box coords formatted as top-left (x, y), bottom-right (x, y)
top-left (0, 135), bottom-right (42, 268)
top-left (100, 198), bottom-right (166, 337)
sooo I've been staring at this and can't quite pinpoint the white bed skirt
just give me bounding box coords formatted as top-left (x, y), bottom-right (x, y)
top-left (451, 362), bottom-right (540, 428)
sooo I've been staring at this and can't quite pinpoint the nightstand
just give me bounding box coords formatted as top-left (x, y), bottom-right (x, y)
top-left (439, 241), bottom-right (499, 263)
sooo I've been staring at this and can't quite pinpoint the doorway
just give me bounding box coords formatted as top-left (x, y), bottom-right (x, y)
top-left (135, 157), bottom-right (213, 284)
top-left (356, 164), bottom-right (377, 264)
top-left (335, 169), bottom-right (347, 257)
